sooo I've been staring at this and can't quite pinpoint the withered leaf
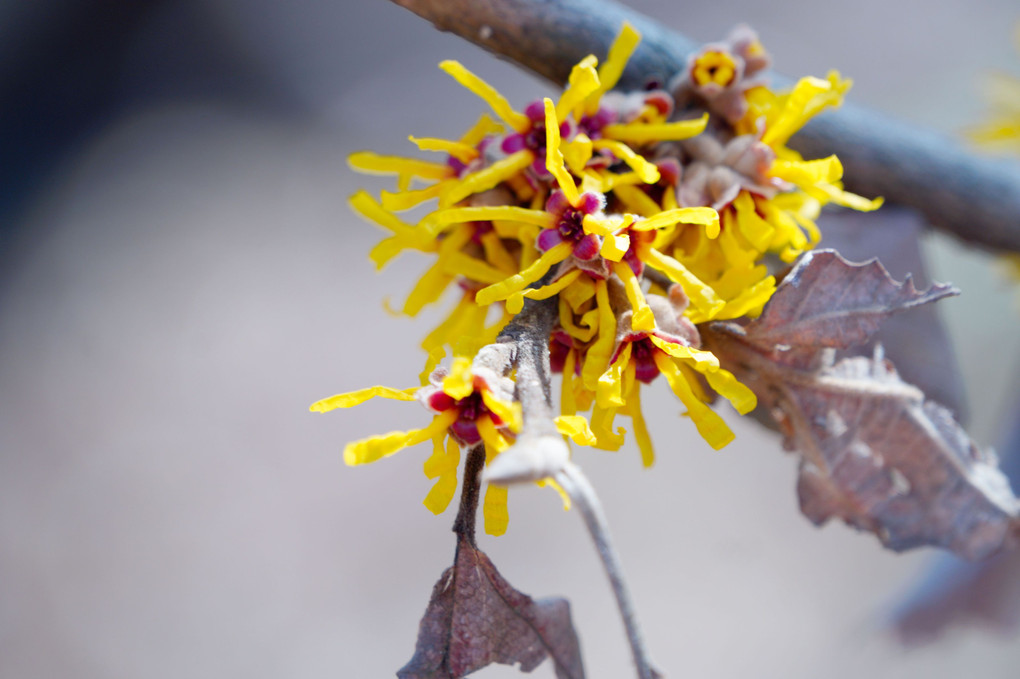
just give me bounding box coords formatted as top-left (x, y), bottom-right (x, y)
top-left (702, 251), bottom-right (1020, 560)
top-left (818, 208), bottom-right (968, 419)
top-left (398, 535), bottom-right (585, 679)
top-left (893, 400), bottom-right (1020, 640)
top-left (742, 249), bottom-right (958, 368)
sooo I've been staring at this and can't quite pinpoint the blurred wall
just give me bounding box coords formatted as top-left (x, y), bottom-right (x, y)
top-left (2, 1), bottom-right (1019, 678)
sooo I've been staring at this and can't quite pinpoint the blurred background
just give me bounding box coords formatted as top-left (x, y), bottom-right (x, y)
top-left (2, 1), bottom-right (1020, 677)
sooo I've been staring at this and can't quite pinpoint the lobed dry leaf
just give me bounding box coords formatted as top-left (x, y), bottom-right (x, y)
top-left (399, 535), bottom-right (585, 679)
top-left (702, 250), bottom-right (1020, 560)
top-left (818, 208), bottom-right (968, 420)
top-left (739, 249), bottom-right (958, 368)
top-left (893, 385), bottom-right (1020, 640)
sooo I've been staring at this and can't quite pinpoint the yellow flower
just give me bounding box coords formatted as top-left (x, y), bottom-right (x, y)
top-left (969, 72), bottom-right (1020, 150)
top-left (333, 22), bottom-right (882, 469)
top-left (968, 26), bottom-right (1020, 152)
top-left (311, 358), bottom-right (522, 535)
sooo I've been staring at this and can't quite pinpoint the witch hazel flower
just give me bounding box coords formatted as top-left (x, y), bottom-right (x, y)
top-left (591, 284), bottom-right (756, 463)
top-left (310, 357), bottom-right (521, 535)
top-left (671, 24), bottom-right (771, 126)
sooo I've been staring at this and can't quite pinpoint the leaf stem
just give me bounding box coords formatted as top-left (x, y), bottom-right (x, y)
top-left (556, 461), bottom-right (657, 679)
top-left (453, 443), bottom-right (486, 547)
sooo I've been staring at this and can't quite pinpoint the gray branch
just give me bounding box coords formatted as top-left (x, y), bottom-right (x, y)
top-left (391, 0), bottom-right (1020, 252)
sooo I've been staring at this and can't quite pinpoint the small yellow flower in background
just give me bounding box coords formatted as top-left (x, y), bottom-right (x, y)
top-left (969, 25), bottom-right (1020, 152)
top-left (968, 26), bottom-right (1020, 284)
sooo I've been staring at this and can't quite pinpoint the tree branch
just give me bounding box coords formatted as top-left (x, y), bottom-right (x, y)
top-left (390, 0), bottom-right (1020, 253)
top-left (480, 296), bottom-right (572, 484)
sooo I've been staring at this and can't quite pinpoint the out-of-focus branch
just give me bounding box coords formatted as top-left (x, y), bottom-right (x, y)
top-left (390, 0), bottom-right (1020, 253)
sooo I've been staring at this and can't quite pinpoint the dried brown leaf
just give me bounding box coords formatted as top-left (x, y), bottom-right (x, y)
top-left (743, 249), bottom-right (957, 368)
top-left (818, 208), bottom-right (968, 419)
top-left (398, 535), bottom-right (585, 679)
top-left (702, 251), bottom-right (1020, 560)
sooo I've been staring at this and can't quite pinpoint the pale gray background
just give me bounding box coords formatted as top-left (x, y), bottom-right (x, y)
top-left (2, 1), bottom-right (1020, 677)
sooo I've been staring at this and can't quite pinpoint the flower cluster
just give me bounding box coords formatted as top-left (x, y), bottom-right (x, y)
top-left (314, 23), bottom-right (882, 532)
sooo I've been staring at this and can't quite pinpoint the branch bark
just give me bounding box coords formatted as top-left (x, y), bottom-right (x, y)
top-left (390, 0), bottom-right (1020, 253)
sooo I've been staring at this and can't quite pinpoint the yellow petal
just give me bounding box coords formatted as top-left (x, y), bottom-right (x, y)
top-left (563, 133), bottom-right (594, 175)
top-left (560, 348), bottom-right (579, 417)
top-left (600, 230), bottom-right (630, 261)
top-left (643, 248), bottom-right (725, 317)
top-left (602, 114), bottom-right (708, 143)
top-left (423, 472), bottom-right (459, 515)
top-left (544, 98), bottom-right (580, 205)
top-left (597, 342), bottom-right (632, 408)
top-left (348, 151), bottom-right (453, 179)
top-left (590, 402), bottom-right (625, 450)
top-left (536, 477), bottom-right (572, 510)
top-left (508, 269), bottom-right (584, 314)
top-left (380, 182), bottom-right (449, 212)
top-left (423, 203), bottom-right (553, 237)
top-left (634, 206), bottom-right (719, 238)
top-left (560, 272), bottom-right (597, 310)
top-left (581, 213), bottom-right (618, 237)
top-left (653, 353), bottom-right (734, 450)
top-left (612, 261), bottom-right (654, 332)
top-left (310, 385), bottom-right (417, 413)
top-left (555, 414), bottom-right (597, 446)
top-left (439, 60), bottom-right (530, 132)
top-left (477, 414), bottom-right (512, 455)
top-left (475, 241), bottom-right (573, 305)
top-left (625, 384), bottom-right (655, 467)
top-left (762, 74), bottom-right (849, 148)
top-left (612, 183), bottom-right (665, 218)
top-left (560, 302), bottom-right (599, 343)
top-left (459, 113), bottom-right (505, 147)
top-left (442, 252), bottom-right (511, 284)
top-left (580, 278), bottom-right (617, 390)
top-left (591, 139), bottom-right (660, 183)
top-left (703, 368), bottom-right (757, 415)
top-left (349, 190), bottom-right (421, 239)
top-left (439, 150), bottom-right (535, 208)
top-left (343, 409), bottom-right (458, 466)
top-left (479, 230), bottom-right (519, 273)
top-left (648, 335), bottom-right (720, 372)
top-left (483, 483), bottom-right (509, 536)
top-left (423, 434), bottom-right (451, 479)
top-left (481, 391), bottom-right (523, 433)
top-left (586, 22), bottom-right (641, 114)
top-left (732, 191), bottom-right (775, 251)
top-left (408, 135), bottom-right (479, 164)
top-left (442, 357), bottom-right (475, 400)
top-left (557, 55), bottom-right (601, 121)
top-left (403, 261), bottom-right (455, 317)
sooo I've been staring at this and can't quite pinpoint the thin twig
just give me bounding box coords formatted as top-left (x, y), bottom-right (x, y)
top-left (495, 298), bottom-right (658, 678)
top-left (389, 0), bottom-right (1020, 253)
top-left (555, 461), bottom-right (657, 679)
